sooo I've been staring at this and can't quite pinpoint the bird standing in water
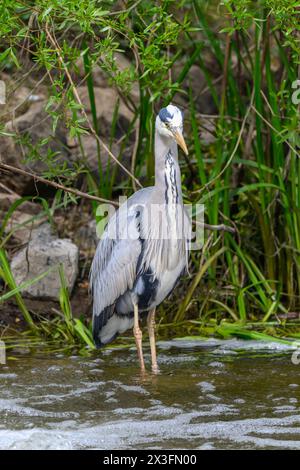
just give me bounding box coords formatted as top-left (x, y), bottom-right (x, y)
top-left (90, 104), bottom-right (190, 373)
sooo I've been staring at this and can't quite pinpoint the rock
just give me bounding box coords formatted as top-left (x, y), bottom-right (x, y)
top-left (28, 222), bottom-right (54, 242)
top-left (74, 52), bottom-right (139, 99)
top-left (4, 210), bottom-right (47, 244)
top-left (70, 133), bottom-right (125, 181)
top-left (11, 224), bottom-right (79, 300)
top-left (0, 73), bottom-right (45, 122)
top-left (0, 192), bottom-right (45, 244)
top-left (0, 101), bottom-right (70, 193)
top-left (76, 86), bottom-right (134, 130)
top-left (0, 192), bottom-right (41, 214)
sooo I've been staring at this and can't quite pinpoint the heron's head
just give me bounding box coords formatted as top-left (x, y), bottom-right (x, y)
top-left (156, 104), bottom-right (188, 155)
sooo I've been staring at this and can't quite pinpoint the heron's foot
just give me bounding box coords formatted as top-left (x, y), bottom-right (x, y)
top-left (151, 363), bottom-right (160, 374)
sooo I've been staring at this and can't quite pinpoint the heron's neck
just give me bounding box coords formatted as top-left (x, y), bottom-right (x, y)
top-left (154, 130), bottom-right (182, 202)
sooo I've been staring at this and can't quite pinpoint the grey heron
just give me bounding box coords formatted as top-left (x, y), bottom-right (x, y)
top-left (90, 104), bottom-right (190, 372)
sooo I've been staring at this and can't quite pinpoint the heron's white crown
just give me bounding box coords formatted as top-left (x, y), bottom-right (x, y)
top-left (156, 104), bottom-right (183, 137)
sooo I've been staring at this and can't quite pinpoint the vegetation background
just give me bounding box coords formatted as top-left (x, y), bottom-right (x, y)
top-left (0, 0), bottom-right (300, 352)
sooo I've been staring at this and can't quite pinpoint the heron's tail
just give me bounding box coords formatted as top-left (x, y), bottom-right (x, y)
top-left (92, 305), bottom-right (114, 348)
top-left (92, 307), bottom-right (133, 348)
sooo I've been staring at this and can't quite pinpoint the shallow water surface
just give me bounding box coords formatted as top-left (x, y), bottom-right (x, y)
top-left (0, 339), bottom-right (300, 449)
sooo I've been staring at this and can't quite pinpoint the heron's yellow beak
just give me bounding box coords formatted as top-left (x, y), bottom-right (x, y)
top-left (172, 129), bottom-right (188, 155)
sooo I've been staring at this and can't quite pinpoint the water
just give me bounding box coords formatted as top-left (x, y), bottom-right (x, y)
top-left (0, 338), bottom-right (300, 450)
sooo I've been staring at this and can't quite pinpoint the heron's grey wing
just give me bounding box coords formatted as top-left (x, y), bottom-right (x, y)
top-left (90, 233), bottom-right (141, 315)
top-left (90, 206), bottom-right (142, 345)
top-left (90, 186), bottom-right (154, 295)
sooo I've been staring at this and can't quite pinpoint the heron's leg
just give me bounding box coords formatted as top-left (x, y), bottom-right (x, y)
top-left (133, 303), bottom-right (145, 371)
top-left (147, 308), bottom-right (159, 373)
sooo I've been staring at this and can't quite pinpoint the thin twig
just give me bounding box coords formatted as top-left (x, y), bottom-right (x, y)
top-left (0, 162), bottom-right (118, 206)
top-left (0, 182), bottom-right (16, 195)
